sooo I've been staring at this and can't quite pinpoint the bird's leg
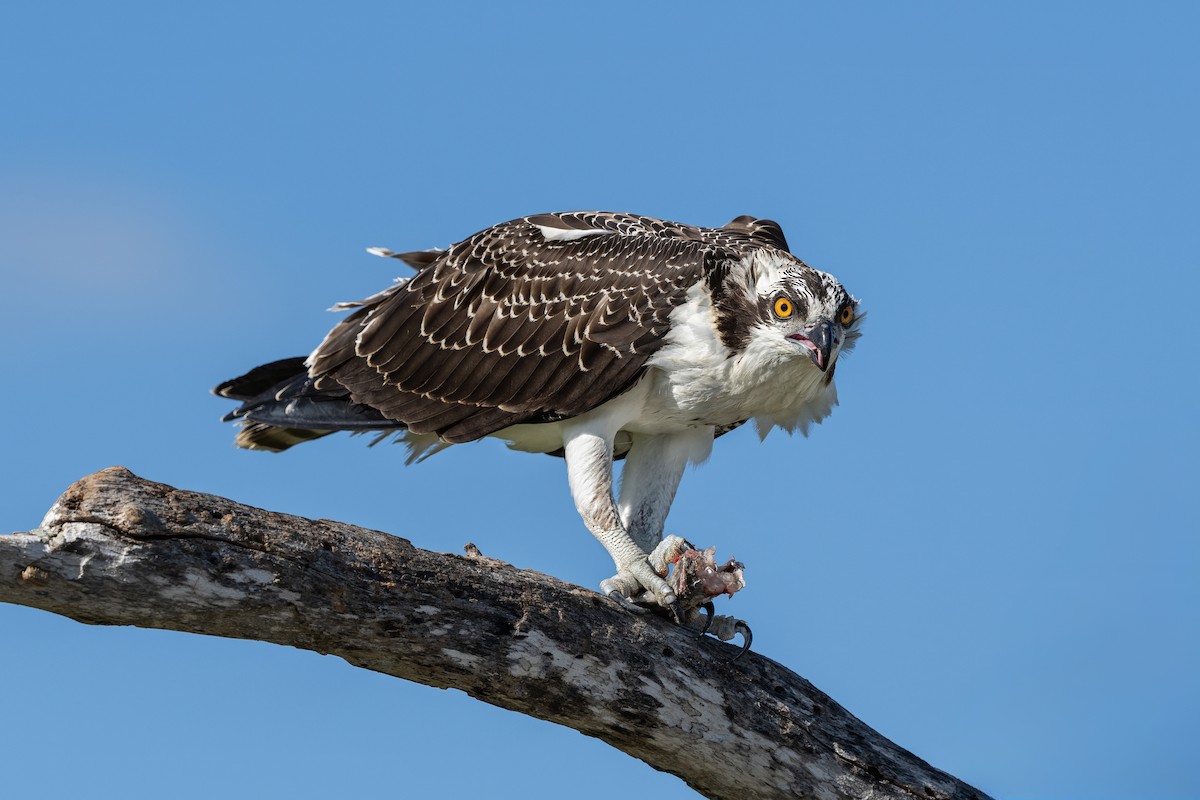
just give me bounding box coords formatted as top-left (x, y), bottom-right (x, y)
top-left (562, 430), bottom-right (677, 611)
top-left (618, 429), bottom-right (713, 563)
top-left (617, 431), bottom-right (716, 610)
top-left (617, 435), bottom-right (686, 555)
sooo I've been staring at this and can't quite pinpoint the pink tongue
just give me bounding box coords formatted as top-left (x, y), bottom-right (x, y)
top-left (787, 334), bottom-right (822, 366)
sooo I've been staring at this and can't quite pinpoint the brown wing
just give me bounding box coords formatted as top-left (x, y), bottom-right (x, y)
top-left (719, 215), bottom-right (790, 252)
top-left (308, 212), bottom-right (784, 443)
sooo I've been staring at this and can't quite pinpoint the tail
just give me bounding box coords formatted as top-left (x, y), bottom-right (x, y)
top-left (213, 357), bottom-right (406, 452)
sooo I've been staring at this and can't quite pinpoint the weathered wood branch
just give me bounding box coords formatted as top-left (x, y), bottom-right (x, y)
top-left (1, 467), bottom-right (989, 800)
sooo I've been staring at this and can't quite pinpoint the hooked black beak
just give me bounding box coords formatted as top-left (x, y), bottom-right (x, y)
top-left (811, 318), bottom-right (835, 371)
top-left (787, 318), bottom-right (835, 371)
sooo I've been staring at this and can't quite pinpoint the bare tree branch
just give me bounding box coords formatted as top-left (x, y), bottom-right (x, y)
top-left (1, 467), bottom-right (990, 800)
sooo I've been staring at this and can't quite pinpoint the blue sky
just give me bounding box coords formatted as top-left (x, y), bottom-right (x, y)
top-left (2, 3), bottom-right (1196, 798)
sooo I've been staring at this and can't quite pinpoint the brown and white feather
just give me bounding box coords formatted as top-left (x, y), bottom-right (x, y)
top-left (306, 212), bottom-right (792, 443)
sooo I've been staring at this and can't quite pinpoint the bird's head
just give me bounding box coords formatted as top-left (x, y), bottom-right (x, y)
top-left (759, 266), bottom-right (862, 373)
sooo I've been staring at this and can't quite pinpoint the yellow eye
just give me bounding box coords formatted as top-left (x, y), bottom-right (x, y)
top-left (838, 305), bottom-right (855, 325)
top-left (773, 297), bottom-right (793, 318)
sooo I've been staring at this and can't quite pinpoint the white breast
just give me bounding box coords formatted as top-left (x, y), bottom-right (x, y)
top-left (641, 278), bottom-right (839, 438)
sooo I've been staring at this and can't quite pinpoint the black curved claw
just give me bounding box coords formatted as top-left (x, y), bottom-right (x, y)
top-left (726, 622), bottom-right (753, 663)
top-left (668, 600), bottom-right (686, 625)
top-left (696, 602), bottom-right (715, 638)
top-left (606, 590), bottom-right (648, 615)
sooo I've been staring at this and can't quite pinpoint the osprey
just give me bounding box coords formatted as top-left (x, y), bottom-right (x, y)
top-left (215, 211), bottom-right (861, 640)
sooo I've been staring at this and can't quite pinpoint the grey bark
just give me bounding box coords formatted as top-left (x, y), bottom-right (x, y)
top-left (1, 467), bottom-right (990, 800)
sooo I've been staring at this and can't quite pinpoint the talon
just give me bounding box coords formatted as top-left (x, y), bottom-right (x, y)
top-left (604, 589), bottom-right (648, 615)
top-left (697, 602), bottom-right (715, 638)
top-left (726, 622), bottom-right (753, 662)
top-left (697, 613), bottom-right (753, 660)
top-left (668, 601), bottom-right (686, 625)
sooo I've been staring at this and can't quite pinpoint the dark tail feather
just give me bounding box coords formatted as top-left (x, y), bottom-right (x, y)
top-left (214, 357), bottom-right (406, 452)
top-left (234, 421), bottom-right (335, 453)
top-left (213, 357), bottom-right (310, 402)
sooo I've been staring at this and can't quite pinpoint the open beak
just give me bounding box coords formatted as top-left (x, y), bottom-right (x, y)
top-left (787, 318), bottom-right (835, 371)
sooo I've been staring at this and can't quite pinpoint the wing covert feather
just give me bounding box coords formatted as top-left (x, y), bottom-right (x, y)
top-left (308, 212), bottom-right (781, 441)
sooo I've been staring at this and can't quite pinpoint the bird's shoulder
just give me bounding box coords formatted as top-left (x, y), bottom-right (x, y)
top-left (406, 211), bottom-right (791, 289)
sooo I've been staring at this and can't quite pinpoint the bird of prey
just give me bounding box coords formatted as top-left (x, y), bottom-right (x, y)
top-left (215, 211), bottom-right (861, 639)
